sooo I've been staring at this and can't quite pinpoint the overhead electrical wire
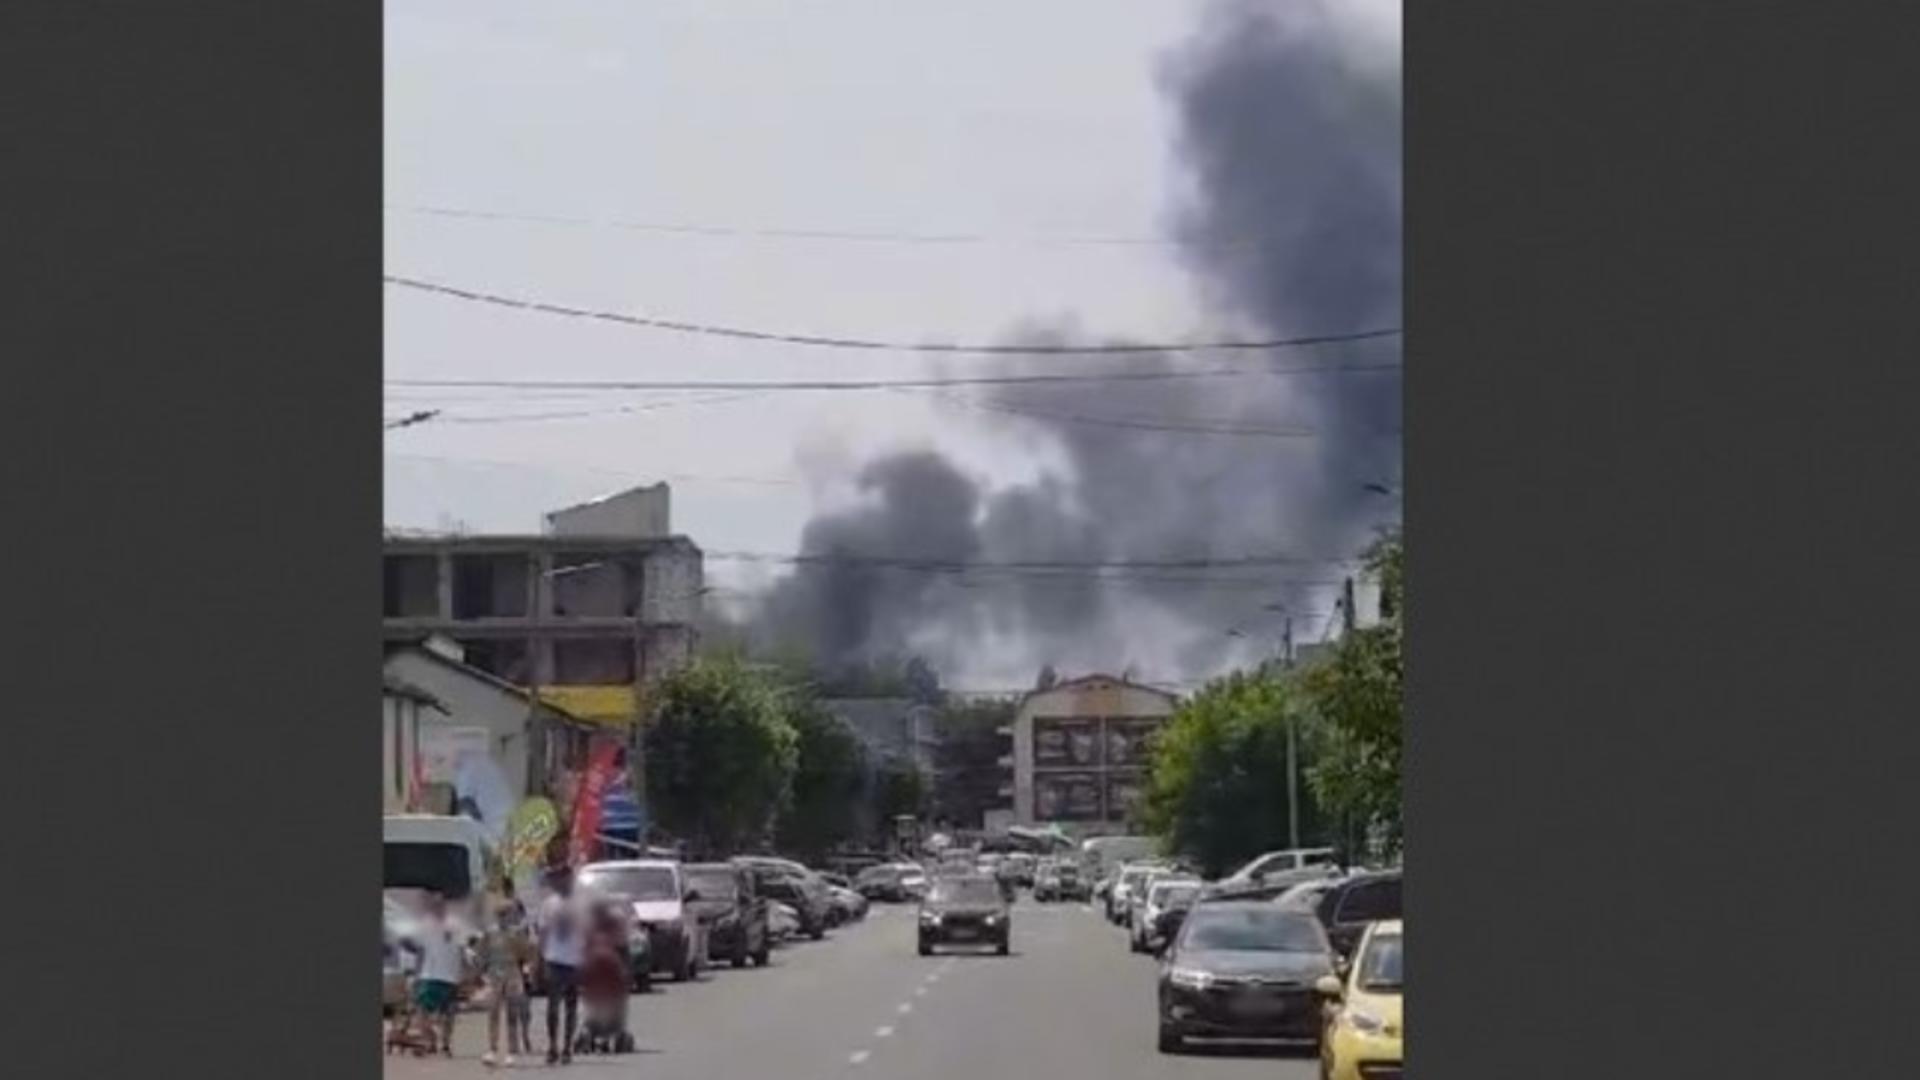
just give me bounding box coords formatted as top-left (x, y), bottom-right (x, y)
top-left (388, 201), bottom-right (1284, 251)
top-left (903, 388), bottom-right (1394, 440)
top-left (702, 550), bottom-right (1357, 571)
top-left (383, 274), bottom-right (1403, 356)
top-left (381, 360), bottom-right (1402, 395)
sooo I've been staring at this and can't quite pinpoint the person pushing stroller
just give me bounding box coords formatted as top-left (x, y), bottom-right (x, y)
top-left (573, 896), bottom-right (635, 1055)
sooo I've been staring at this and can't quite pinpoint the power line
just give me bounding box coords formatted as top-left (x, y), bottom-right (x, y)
top-left (387, 201), bottom-right (1277, 251)
top-left (384, 453), bottom-right (803, 488)
top-left (907, 388), bottom-right (1397, 440)
top-left (382, 360), bottom-right (1403, 395)
top-left (419, 391), bottom-right (767, 427)
top-left (703, 550), bottom-right (1357, 571)
top-left (384, 274), bottom-right (1403, 356)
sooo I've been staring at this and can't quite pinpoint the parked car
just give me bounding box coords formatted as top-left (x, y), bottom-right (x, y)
top-left (1132, 878), bottom-right (1202, 954)
top-left (1126, 868), bottom-right (1182, 933)
top-left (1050, 861), bottom-right (1092, 902)
top-left (577, 859), bottom-right (708, 982)
top-left (768, 902), bottom-right (801, 941)
top-left (1108, 862), bottom-right (1161, 924)
top-left (382, 897), bottom-right (414, 1015)
top-left (1272, 876), bottom-right (1343, 913)
top-left (1217, 846), bottom-right (1341, 890)
top-left (1202, 863), bottom-right (1342, 904)
top-left (918, 873), bottom-right (1011, 956)
top-left (1156, 900), bottom-right (1338, 1054)
top-left (1002, 852), bottom-right (1038, 886)
top-left (820, 875), bottom-right (869, 923)
top-left (1318, 919), bottom-right (1403, 1080)
top-left (735, 857), bottom-right (831, 940)
top-left (1313, 870), bottom-right (1402, 959)
top-left (854, 863), bottom-right (927, 902)
top-left (683, 861), bottom-right (771, 969)
top-left (1031, 861), bottom-right (1067, 902)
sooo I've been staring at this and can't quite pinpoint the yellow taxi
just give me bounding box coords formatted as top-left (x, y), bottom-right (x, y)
top-left (1316, 918), bottom-right (1403, 1080)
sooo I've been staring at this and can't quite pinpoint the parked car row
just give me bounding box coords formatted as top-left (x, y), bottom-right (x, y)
top-left (1094, 849), bottom-right (1403, 1077)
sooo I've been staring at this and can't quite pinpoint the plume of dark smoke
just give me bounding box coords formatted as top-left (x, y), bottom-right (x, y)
top-left (752, 1), bottom-right (1401, 684)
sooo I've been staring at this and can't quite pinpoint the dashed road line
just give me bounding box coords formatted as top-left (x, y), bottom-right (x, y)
top-left (914, 986), bottom-right (928, 997)
top-left (875, 1026), bottom-right (894, 1039)
top-left (849, 1050), bottom-right (871, 1066)
top-left (897, 1002), bottom-right (913, 1015)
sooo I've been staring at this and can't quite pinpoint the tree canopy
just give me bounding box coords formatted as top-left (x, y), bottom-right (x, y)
top-left (643, 657), bottom-right (798, 857)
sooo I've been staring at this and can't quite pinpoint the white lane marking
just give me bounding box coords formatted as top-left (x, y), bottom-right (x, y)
top-left (914, 986), bottom-right (928, 997)
top-left (897, 1002), bottom-right (913, 1015)
top-left (1079, 905), bottom-right (1092, 913)
top-left (849, 1050), bottom-right (871, 1066)
top-left (875, 1026), bottom-right (894, 1039)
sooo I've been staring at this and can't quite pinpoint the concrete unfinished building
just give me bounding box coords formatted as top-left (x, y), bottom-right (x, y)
top-left (383, 486), bottom-right (701, 722)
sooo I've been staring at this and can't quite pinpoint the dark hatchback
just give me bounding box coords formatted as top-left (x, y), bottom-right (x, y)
top-left (1314, 870), bottom-right (1401, 959)
top-left (1156, 900), bottom-right (1338, 1053)
top-left (684, 862), bottom-right (770, 969)
top-left (917, 874), bottom-right (1010, 956)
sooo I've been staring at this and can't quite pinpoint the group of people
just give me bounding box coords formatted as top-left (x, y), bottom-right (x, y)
top-left (393, 864), bottom-right (633, 1067)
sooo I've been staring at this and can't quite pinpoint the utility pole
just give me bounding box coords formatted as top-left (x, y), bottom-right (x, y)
top-left (1282, 615), bottom-right (1299, 851)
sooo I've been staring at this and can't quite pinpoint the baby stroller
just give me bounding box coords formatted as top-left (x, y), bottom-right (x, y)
top-left (572, 899), bottom-right (635, 1055)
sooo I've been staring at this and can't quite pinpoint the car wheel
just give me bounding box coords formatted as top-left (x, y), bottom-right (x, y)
top-left (733, 940), bottom-right (749, 969)
top-left (918, 939), bottom-right (933, 957)
top-left (1157, 1021), bottom-right (1183, 1054)
top-left (996, 937), bottom-right (1010, 956)
top-left (808, 924), bottom-right (825, 941)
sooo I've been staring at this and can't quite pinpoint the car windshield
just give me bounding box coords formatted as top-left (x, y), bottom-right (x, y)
top-left (578, 865), bottom-right (680, 902)
top-left (383, 842), bottom-right (473, 900)
top-left (1358, 933), bottom-right (1403, 991)
top-left (927, 878), bottom-right (1002, 904)
top-left (683, 868), bottom-right (738, 901)
top-left (856, 867), bottom-right (894, 885)
top-left (1153, 883), bottom-right (1200, 906)
top-left (1181, 908), bottom-right (1326, 953)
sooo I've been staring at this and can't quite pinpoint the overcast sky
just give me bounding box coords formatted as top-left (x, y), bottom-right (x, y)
top-left (384, 0), bottom-right (1400, 641)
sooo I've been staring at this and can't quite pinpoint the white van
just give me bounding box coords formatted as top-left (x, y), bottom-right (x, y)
top-left (383, 814), bottom-right (494, 913)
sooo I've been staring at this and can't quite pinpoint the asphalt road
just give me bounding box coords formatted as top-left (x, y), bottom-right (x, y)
top-left (385, 898), bottom-right (1319, 1079)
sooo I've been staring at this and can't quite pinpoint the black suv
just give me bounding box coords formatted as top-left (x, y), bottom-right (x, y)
top-left (683, 862), bottom-right (771, 968)
top-left (1313, 870), bottom-right (1402, 959)
top-left (736, 858), bottom-right (830, 941)
top-left (917, 873), bottom-right (1010, 956)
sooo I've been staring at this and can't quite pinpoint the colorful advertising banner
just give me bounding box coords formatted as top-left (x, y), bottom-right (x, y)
top-left (1033, 718), bottom-right (1101, 768)
top-left (567, 741), bottom-right (623, 867)
top-left (504, 798), bottom-right (561, 877)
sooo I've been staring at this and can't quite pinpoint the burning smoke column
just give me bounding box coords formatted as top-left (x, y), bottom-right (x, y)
top-left (755, 1), bottom-right (1401, 680)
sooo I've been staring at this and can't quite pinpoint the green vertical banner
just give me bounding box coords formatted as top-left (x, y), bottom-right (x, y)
top-left (504, 797), bottom-right (560, 879)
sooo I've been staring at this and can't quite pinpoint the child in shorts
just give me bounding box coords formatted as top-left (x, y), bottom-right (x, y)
top-left (480, 883), bottom-right (534, 1067)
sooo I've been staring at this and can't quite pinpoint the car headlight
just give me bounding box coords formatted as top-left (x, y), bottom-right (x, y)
top-left (920, 911), bottom-right (942, 925)
top-left (983, 914), bottom-right (1000, 926)
top-left (1345, 1007), bottom-right (1389, 1035)
top-left (1167, 967), bottom-right (1214, 990)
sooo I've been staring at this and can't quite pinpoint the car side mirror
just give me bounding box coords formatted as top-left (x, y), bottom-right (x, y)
top-left (1313, 975), bottom-right (1344, 1000)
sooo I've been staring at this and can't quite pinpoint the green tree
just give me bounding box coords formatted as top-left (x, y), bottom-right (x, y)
top-left (774, 695), bottom-right (870, 860)
top-left (1142, 670), bottom-right (1328, 878)
top-left (643, 657), bottom-right (798, 857)
top-left (871, 759), bottom-right (928, 836)
top-left (1300, 530), bottom-right (1403, 856)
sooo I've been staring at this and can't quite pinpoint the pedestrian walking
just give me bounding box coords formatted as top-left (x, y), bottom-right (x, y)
top-left (480, 880), bottom-right (533, 1067)
top-left (401, 892), bottom-right (466, 1056)
top-left (537, 865), bottom-right (589, 1065)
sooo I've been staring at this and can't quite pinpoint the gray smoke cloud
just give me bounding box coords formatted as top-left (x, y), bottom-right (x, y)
top-left (752, 1), bottom-right (1401, 685)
